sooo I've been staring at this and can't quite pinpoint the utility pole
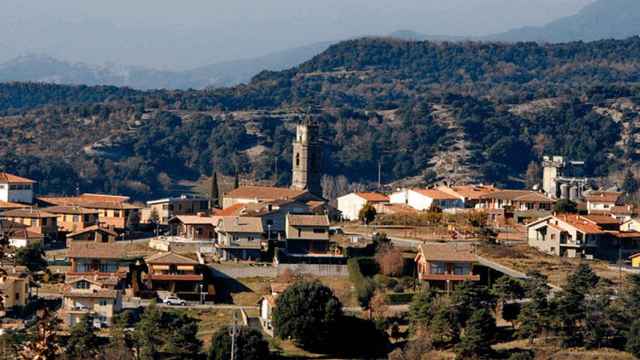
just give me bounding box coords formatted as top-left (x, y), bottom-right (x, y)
top-left (378, 160), bottom-right (382, 191)
top-left (230, 310), bottom-right (238, 360)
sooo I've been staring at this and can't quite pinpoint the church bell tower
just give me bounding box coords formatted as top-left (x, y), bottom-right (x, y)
top-left (291, 116), bottom-right (322, 197)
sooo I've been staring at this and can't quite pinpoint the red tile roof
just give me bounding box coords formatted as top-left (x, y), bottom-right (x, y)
top-left (224, 186), bottom-right (309, 202)
top-left (145, 252), bottom-right (199, 265)
top-left (67, 243), bottom-right (131, 259)
top-left (354, 192), bottom-right (389, 202)
top-left (438, 185), bottom-right (496, 200)
top-left (287, 214), bottom-right (330, 227)
top-left (0, 172), bottom-right (35, 184)
top-left (0, 201), bottom-right (29, 210)
top-left (556, 214), bottom-right (607, 234)
top-left (412, 189), bottom-right (460, 200)
top-left (584, 192), bottom-right (622, 204)
top-left (67, 225), bottom-right (118, 238)
top-left (1, 208), bottom-right (57, 218)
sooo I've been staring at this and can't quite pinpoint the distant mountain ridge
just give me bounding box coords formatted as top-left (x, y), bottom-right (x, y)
top-left (1, 0), bottom-right (638, 90)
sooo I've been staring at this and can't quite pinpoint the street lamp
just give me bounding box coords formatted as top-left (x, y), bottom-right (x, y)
top-left (200, 283), bottom-right (205, 304)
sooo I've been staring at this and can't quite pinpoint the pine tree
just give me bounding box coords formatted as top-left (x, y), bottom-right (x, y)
top-left (408, 287), bottom-right (438, 332)
top-left (626, 320), bottom-right (640, 358)
top-left (556, 264), bottom-right (600, 348)
top-left (18, 308), bottom-right (62, 360)
top-left (65, 314), bottom-right (100, 359)
top-left (622, 169), bottom-right (639, 195)
top-left (516, 272), bottom-right (552, 344)
top-left (209, 171), bottom-right (219, 208)
top-left (163, 312), bottom-right (202, 360)
top-left (234, 172), bottom-right (239, 189)
top-left (455, 308), bottom-right (496, 360)
top-left (134, 302), bottom-right (163, 360)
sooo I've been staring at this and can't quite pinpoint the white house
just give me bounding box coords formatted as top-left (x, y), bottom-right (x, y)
top-left (391, 189), bottom-right (463, 211)
top-left (584, 191), bottom-right (623, 214)
top-left (0, 173), bottom-right (35, 204)
top-left (337, 192), bottom-right (389, 221)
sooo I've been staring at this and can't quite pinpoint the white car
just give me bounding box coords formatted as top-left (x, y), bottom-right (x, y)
top-left (163, 296), bottom-right (186, 306)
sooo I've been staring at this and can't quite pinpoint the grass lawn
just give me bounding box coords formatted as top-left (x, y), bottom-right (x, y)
top-left (184, 308), bottom-right (235, 348)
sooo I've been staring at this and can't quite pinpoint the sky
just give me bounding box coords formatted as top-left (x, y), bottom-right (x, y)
top-left (0, 0), bottom-right (593, 70)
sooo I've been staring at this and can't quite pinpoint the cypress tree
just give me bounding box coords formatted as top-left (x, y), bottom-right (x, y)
top-left (210, 171), bottom-right (219, 208)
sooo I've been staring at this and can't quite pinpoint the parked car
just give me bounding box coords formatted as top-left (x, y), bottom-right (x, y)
top-left (163, 296), bottom-right (186, 306)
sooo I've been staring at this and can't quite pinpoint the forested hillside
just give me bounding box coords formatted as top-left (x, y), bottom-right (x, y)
top-left (1, 37), bottom-right (639, 199)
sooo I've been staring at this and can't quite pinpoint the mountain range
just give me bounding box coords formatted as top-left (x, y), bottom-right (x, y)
top-left (0, 0), bottom-right (638, 91)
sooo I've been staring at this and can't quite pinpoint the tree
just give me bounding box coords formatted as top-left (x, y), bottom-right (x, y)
top-left (209, 171), bottom-right (219, 208)
top-left (375, 246), bottom-right (404, 277)
top-left (18, 308), bottom-right (62, 360)
top-left (369, 290), bottom-right (389, 321)
top-left (525, 161), bottom-right (542, 189)
top-left (516, 272), bottom-right (552, 343)
top-left (272, 280), bottom-right (343, 350)
top-left (555, 264), bottom-right (599, 347)
top-left (450, 282), bottom-right (496, 330)
top-left (134, 302), bottom-right (164, 360)
top-left (408, 287), bottom-right (438, 332)
top-left (626, 320), bottom-right (640, 358)
top-left (553, 199), bottom-right (577, 214)
top-left (162, 311), bottom-right (202, 359)
top-left (208, 326), bottom-right (269, 360)
top-left (126, 210), bottom-right (140, 231)
top-left (358, 203), bottom-right (377, 224)
top-left (233, 172), bottom-right (239, 189)
top-left (103, 314), bottom-right (134, 360)
top-left (65, 314), bottom-right (100, 359)
top-left (455, 309), bottom-right (496, 360)
top-left (372, 232), bottom-right (391, 251)
top-left (492, 276), bottom-right (525, 315)
top-left (622, 169), bottom-right (639, 195)
top-left (149, 208), bottom-right (160, 225)
top-left (15, 242), bottom-right (47, 272)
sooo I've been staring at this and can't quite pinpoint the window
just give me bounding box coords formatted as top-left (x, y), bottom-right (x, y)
top-left (295, 153), bottom-right (300, 167)
top-left (313, 229), bottom-right (326, 234)
top-left (248, 236), bottom-right (254, 241)
top-left (113, 210), bottom-right (121, 217)
top-left (77, 263), bottom-right (91, 272)
top-left (98, 299), bottom-right (108, 306)
top-left (76, 280), bottom-right (90, 289)
top-left (453, 263), bottom-right (471, 275)
top-left (430, 262), bottom-right (446, 274)
top-left (41, 219), bottom-right (46, 226)
top-left (15, 292), bottom-right (20, 300)
top-left (73, 215), bottom-right (80, 222)
top-left (0, 184), bottom-right (5, 189)
top-left (99, 263), bottom-right (118, 273)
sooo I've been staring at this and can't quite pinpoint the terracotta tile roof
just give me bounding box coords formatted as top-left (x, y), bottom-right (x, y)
top-left (0, 172), bottom-right (35, 184)
top-left (306, 200), bottom-right (327, 210)
top-left (224, 186), bottom-right (309, 202)
top-left (63, 288), bottom-right (119, 299)
top-left (67, 225), bottom-right (118, 238)
top-left (0, 201), bottom-right (29, 210)
top-left (354, 192), bottom-right (389, 202)
top-left (557, 214), bottom-right (606, 234)
top-left (610, 231), bottom-right (640, 239)
top-left (170, 215), bottom-right (220, 225)
top-left (67, 243), bottom-right (131, 259)
top-left (218, 216), bottom-right (263, 233)
top-left (0, 208), bottom-right (57, 218)
top-left (480, 190), bottom-right (554, 203)
top-left (629, 252), bottom-right (640, 259)
top-left (213, 203), bottom-right (246, 216)
top-left (287, 214), bottom-right (330, 227)
top-left (438, 185), bottom-right (496, 200)
top-left (78, 193), bottom-right (130, 203)
top-left (581, 214), bottom-right (620, 225)
top-left (417, 243), bottom-right (477, 262)
top-left (412, 189), bottom-right (460, 200)
top-left (145, 252), bottom-right (199, 265)
top-left (44, 206), bottom-right (99, 215)
top-left (38, 196), bottom-right (141, 210)
top-left (584, 191), bottom-right (622, 203)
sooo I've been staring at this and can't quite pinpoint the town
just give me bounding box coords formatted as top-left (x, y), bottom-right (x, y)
top-left (1, 115), bottom-right (640, 359)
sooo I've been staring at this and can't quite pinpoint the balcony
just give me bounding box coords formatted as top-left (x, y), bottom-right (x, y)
top-left (419, 273), bottom-right (480, 282)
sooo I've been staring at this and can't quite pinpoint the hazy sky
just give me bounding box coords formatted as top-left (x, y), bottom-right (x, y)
top-left (1, 0), bottom-right (593, 69)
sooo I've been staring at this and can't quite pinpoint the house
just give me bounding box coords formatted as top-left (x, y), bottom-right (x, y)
top-left (477, 190), bottom-right (555, 211)
top-left (0, 266), bottom-right (30, 314)
top-left (215, 216), bottom-right (264, 261)
top-left (62, 243), bottom-right (134, 327)
top-left (390, 189), bottom-right (463, 211)
top-left (44, 206), bottom-right (99, 234)
top-left (0, 209), bottom-right (58, 241)
top-left (143, 195), bottom-right (210, 225)
top-left (258, 281), bottom-right (292, 336)
top-left (337, 192), bottom-right (389, 221)
top-left (61, 275), bottom-right (123, 328)
top-left (222, 185), bottom-right (320, 209)
top-left (436, 185), bottom-right (497, 208)
top-left (526, 214), bottom-right (640, 260)
top-left (38, 193), bottom-right (141, 230)
top-left (415, 243), bottom-right (479, 292)
top-left (0, 172), bottom-right (36, 204)
top-left (622, 218), bottom-right (640, 232)
top-left (214, 200), bottom-right (311, 238)
top-left (143, 252), bottom-right (213, 301)
top-left (284, 214), bottom-right (330, 255)
top-left (66, 225), bottom-right (118, 246)
top-left (584, 191), bottom-right (623, 214)
top-left (630, 253), bottom-right (640, 268)
top-left (168, 215), bottom-right (220, 241)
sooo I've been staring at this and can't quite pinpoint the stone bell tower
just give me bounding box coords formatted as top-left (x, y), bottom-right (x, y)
top-left (291, 116), bottom-right (323, 197)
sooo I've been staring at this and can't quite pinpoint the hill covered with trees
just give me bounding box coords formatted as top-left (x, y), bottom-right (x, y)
top-left (1, 37), bottom-right (639, 199)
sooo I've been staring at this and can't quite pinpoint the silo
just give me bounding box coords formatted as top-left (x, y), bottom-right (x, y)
top-left (569, 186), bottom-right (578, 202)
top-left (560, 183), bottom-right (570, 200)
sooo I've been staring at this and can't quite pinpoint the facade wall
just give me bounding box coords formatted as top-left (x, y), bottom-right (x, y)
top-left (337, 194), bottom-right (367, 221)
top-left (407, 190), bottom-right (434, 211)
top-left (389, 190), bottom-right (409, 205)
top-left (0, 183), bottom-right (34, 204)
